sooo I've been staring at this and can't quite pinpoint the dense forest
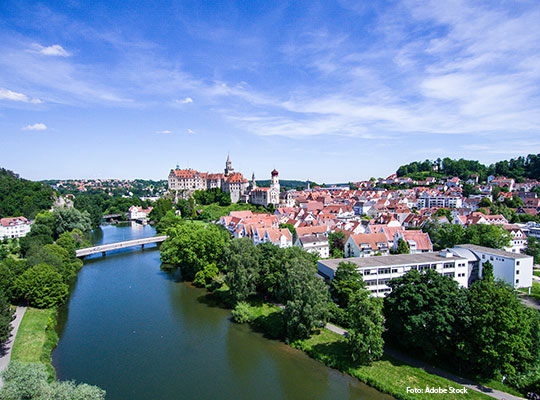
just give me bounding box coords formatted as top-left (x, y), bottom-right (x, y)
top-left (396, 153), bottom-right (540, 181)
top-left (0, 169), bottom-right (55, 219)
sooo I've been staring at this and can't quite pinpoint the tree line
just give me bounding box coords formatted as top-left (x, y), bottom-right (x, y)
top-left (396, 153), bottom-right (540, 182)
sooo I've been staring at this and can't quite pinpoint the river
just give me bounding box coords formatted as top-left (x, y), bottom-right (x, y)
top-left (52, 224), bottom-right (392, 400)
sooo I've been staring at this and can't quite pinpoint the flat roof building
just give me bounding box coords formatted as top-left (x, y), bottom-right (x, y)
top-left (317, 244), bottom-right (533, 297)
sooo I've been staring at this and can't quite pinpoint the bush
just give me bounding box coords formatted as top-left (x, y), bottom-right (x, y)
top-left (231, 301), bottom-right (254, 323)
top-left (0, 362), bottom-right (106, 400)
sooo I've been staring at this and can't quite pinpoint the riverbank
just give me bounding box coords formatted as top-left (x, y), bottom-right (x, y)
top-left (10, 307), bottom-right (58, 379)
top-left (217, 292), bottom-right (519, 400)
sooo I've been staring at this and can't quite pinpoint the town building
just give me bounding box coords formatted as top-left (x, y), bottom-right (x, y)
top-left (317, 245), bottom-right (533, 297)
top-left (295, 233), bottom-right (330, 258)
top-left (249, 169), bottom-right (281, 207)
top-left (0, 217), bottom-right (32, 239)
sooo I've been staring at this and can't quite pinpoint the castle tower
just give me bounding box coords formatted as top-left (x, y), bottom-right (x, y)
top-left (251, 172), bottom-right (257, 189)
top-left (271, 169), bottom-right (280, 192)
top-left (224, 154), bottom-right (234, 177)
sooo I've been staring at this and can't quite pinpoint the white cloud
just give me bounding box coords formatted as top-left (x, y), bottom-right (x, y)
top-left (23, 123), bottom-right (47, 131)
top-left (155, 130), bottom-right (172, 134)
top-left (38, 44), bottom-right (71, 57)
top-left (175, 97), bottom-right (193, 104)
top-left (187, 129), bottom-right (195, 134)
top-left (0, 88), bottom-right (42, 103)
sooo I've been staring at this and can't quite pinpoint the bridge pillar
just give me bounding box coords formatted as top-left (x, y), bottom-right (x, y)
top-left (141, 244), bottom-right (145, 249)
top-left (102, 251), bottom-right (106, 257)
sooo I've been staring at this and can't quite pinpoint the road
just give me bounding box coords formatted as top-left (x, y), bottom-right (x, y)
top-left (0, 307), bottom-right (27, 389)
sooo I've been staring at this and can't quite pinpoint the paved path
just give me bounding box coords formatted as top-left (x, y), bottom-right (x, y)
top-left (384, 347), bottom-right (525, 400)
top-left (0, 306), bottom-right (27, 389)
top-left (323, 321), bottom-right (524, 400)
top-left (520, 294), bottom-right (540, 311)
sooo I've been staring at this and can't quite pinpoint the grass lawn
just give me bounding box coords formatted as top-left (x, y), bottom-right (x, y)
top-left (294, 329), bottom-right (496, 400)
top-left (10, 307), bottom-right (58, 379)
top-left (533, 270), bottom-right (540, 277)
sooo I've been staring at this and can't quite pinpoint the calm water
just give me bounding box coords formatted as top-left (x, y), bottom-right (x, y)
top-left (52, 224), bottom-right (392, 400)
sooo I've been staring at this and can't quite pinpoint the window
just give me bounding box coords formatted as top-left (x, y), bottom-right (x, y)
top-left (444, 263), bottom-right (454, 269)
top-left (517, 261), bottom-right (520, 265)
top-left (516, 279), bottom-right (519, 284)
top-left (516, 270), bottom-right (520, 275)
top-left (482, 255), bottom-right (485, 259)
top-left (391, 268), bottom-right (398, 273)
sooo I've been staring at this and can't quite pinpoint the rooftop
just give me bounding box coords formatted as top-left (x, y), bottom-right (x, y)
top-left (455, 244), bottom-right (531, 260)
top-left (318, 251), bottom-right (468, 271)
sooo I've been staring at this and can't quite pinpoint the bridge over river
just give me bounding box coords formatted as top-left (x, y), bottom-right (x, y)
top-left (75, 235), bottom-right (168, 258)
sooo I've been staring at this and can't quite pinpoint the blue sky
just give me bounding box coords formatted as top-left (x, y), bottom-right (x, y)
top-left (1, 0), bottom-right (539, 183)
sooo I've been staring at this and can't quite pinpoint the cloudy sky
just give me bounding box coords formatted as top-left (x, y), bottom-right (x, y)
top-left (1, 0), bottom-right (539, 182)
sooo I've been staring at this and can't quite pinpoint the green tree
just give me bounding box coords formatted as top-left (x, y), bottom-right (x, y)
top-left (148, 198), bottom-right (173, 224)
top-left (524, 237), bottom-right (540, 264)
top-left (330, 261), bottom-right (364, 308)
top-left (0, 362), bottom-right (106, 400)
top-left (384, 269), bottom-right (469, 362)
top-left (479, 197), bottom-right (492, 207)
top-left (434, 208), bottom-right (452, 220)
top-left (223, 238), bottom-right (260, 304)
top-left (347, 291), bottom-right (384, 364)
top-left (15, 264), bottom-right (69, 308)
top-left (395, 238), bottom-right (410, 254)
top-left (193, 263), bottom-right (219, 288)
top-left (328, 231), bottom-right (346, 258)
top-left (53, 206), bottom-right (92, 236)
top-left (280, 259), bottom-right (329, 341)
top-left (0, 289), bottom-right (13, 343)
top-left (160, 223), bottom-right (229, 280)
top-left (466, 279), bottom-right (539, 376)
top-left (464, 224), bottom-right (511, 249)
top-left (423, 222), bottom-right (464, 250)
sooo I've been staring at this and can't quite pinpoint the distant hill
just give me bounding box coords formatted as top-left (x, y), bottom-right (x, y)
top-left (0, 168), bottom-right (55, 219)
top-left (256, 179), bottom-right (314, 190)
top-left (396, 154), bottom-right (540, 182)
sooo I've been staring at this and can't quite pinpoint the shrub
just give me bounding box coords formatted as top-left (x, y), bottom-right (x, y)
top-left (231, 301), bottom-right (253, 323)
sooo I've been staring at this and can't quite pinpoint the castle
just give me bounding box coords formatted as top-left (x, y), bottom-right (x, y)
top-left (168, 155), bottom-right (282, 206)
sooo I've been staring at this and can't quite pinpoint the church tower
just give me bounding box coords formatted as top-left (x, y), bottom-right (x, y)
top-left (271, 169), bottom-right (280, 192)
top-left (224, 154), bottom-right (234, 177)
top-left (251, 172), bottom-right (257, 189)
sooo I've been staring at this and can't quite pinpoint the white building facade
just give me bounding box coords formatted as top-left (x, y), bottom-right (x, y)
top-left (0, 217), bottom-right (32, 239)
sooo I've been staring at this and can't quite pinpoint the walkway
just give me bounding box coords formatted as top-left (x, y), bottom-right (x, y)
top-left (75, 235), bottom-right (168, 257)
top-left (322, 321), bottom-right (524, 400)
top-left (0, 306), bottom-right (27, 389)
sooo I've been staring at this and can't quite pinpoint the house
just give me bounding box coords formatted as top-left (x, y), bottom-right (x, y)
top-left (502, 224), bottom-right (528, 254)
top-left (393, 230), bottom-right (433, 253)
top-left (0, 217), bottom-right (32, 239)
top-left (262, 228), bottom-right (293, 248)
top-left (344, 233), bottom-right (390, 257)
top-left (129, 206), bottom-right (153, 220)
top-left (295, 233), bottom-right (330, 258)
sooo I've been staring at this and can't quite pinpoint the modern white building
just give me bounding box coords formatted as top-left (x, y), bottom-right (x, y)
top-left (417, 194), bottom-right (463, 209)
top-left (128, 206), bottom-right (153, 220)
top-left (455, 244), bottom-right (533, 290)
top-left (317, 244), bottom-right (534, 297)
top-left (0, 217), bottom-right (32, 239)
top-left (318, 250), bottom-right (472, 297)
